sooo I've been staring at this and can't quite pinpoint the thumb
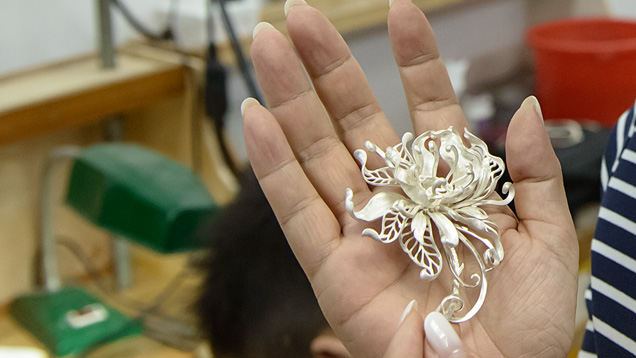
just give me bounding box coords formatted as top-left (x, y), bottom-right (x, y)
top-left (505, 96), bottom-right (575, 235)
top-left (424, 312), bottom-right (467, 358)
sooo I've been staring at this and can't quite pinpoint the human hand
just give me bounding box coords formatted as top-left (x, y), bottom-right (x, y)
top-left (241, 0), bottom-right (579, 357)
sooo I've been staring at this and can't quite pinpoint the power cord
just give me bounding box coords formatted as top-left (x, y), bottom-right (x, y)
top-left (111, 0), bottom-right (179, 42)
top-left (204, 0), bottom-right (262, 177)
top-left (214, 0), bottom-right (261, 100)
top-left (55, 237), bottom-right (144, 312)
top-left (75, 263), bottom-right (200, 357)
top-left (53, 237), bottom-right (203, 357)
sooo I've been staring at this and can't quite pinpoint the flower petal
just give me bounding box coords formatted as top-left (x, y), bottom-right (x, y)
top-left (347, 191), bottom-right (408, 221)
top-left (454, 206), bottom-right (488, 220)
top-left (430, 212), bottom-right (459, 247)
top-left (411, 212), bottom-right (428, 244)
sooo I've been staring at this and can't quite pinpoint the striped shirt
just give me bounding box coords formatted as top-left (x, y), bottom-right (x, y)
top-left (580, 101), bottom-right (636, 357)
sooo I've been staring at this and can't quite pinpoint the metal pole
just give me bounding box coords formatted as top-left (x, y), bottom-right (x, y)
top-left (41, 147), bottom-right (82, 293)
top-left (112, 237), bottom-right (132, 289)
top-left (98, 0), bottom-right (132, 290)
top-left (97, 0), bottom-right (116, 69)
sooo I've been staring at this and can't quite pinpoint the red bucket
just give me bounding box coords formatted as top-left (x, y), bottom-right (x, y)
top-left (527, 18), bottom-right (636, 127)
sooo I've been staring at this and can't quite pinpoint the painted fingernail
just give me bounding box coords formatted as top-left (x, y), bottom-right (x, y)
top-left (284, 0), bottom-right (307, 17)
top-left (398, 300), bottom-right (418, 327)
top-left (241, 97), bottom-right (260, 116)
top-left (424, 312), bottom-right (466, 358)
top-left (523, 95), bottom-right (543, 120)
top-left (252, 22), bottom-right (275, 39)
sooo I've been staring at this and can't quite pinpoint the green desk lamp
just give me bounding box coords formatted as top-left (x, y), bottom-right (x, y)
top-left (10, 144), bottom-right (218, 356)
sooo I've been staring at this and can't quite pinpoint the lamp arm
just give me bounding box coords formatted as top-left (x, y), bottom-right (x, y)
top-left (40, 147), bottom-right (82, 293)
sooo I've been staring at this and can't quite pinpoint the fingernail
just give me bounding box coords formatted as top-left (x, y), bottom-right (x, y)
top-left (524, 95), bottom-right (543, 120)
top-left (424, 312), bottom-right (465, 358)
top-left (389, 0), bottom-right (396, 6)
top-left (241, 97), bottom-right (260, 116)
top-left (398, 300), bottom-right (418, 327)
top-left (252, 22), bottom-right (275, 39)
top-left (284, 0), bottom-right (307, 17)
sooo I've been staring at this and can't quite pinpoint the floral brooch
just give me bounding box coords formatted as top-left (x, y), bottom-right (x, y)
top-left (345, 127), bottom-right (514, 323)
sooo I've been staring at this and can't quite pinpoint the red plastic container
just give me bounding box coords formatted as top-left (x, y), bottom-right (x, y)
top-left (527, 18), bottom-right (636, 127)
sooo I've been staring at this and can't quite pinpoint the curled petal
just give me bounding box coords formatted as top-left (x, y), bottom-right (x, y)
top-left (410, 136), bottom-right (438, 180)
top-left (411, 212), bottom-right (428, 245)
top-left (346, 189), bottom-right (408, 221)
top-left (480, 182), bottom-right (515, 206)
top-left (429, 212), bottom-right (459, 247)
top-left (447, 208), bottom-right (504, 265)
top-left (456, 224), bottom-right (503, 266)
top-left (453, 206), bottom-right (488, 220)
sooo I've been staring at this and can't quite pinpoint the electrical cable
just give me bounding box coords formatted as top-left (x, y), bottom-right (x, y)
top-left (214, 0), bottom-right (262, 101)
top-left (54, 237), bottom-right (202, 357)
top-left (56, 238), bottom-right (114, 292)
top-left (75, 264), bottom-right (198, 357)
top-left (55, 237), bottom-right (146, 313)
top-left (110, 0), bottom-right (178, 42)
top-left (203, 0), bottom-right (251, 177)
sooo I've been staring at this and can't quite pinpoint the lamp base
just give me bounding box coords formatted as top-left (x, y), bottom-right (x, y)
top-left (9, 286), bottom-right (141, 356)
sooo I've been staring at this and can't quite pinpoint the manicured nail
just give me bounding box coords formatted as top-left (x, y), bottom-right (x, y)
top-left (241, 97), bottom-right (260, 116)
top-left (424, 312), bottom-right (466, 358)
top-left (398, 300), bottom-right (418, 327)
top-left (524, 95), bottom-right (543, 120)
top-left (284, 0), bottom-right (307, 17)
top-left (252, 22), bottom-right (275, 39)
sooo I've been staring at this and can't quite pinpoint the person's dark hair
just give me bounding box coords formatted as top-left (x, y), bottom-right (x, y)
top-left (197, 169), bottom-right (328, 358)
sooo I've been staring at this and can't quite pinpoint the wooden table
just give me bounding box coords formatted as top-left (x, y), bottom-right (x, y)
top-left (0, 52), bottom-right (186, 146)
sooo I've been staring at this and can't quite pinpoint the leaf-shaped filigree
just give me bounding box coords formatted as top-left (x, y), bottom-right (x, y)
top-left (400, 214), bottom-right (442, 280)
top-left (362, 206), bottom-right (408, 244)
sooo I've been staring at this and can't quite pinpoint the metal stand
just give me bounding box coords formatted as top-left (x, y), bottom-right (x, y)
top-left (97, 0), bottom-right (132, 290)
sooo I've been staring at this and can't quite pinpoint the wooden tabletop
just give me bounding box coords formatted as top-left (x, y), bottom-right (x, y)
top-left (0, 52), bottom-right (186, 146)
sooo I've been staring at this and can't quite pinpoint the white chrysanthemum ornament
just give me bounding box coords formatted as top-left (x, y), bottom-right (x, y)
top-left (345, 127), bottom-right (514, 323)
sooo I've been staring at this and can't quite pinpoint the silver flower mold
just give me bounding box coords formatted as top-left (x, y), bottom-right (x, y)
top-left (345, 127), bottom-right (514, 323)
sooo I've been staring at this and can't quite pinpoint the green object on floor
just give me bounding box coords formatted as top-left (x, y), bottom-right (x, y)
top-left (9, 286), bottom-right (142, 357)
top-left (65, 143), bottom-right (218, 253)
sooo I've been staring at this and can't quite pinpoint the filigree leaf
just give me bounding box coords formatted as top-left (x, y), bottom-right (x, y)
top-left (400, 218), bottom-right (442, 280)
top-left (354, 149), bottom-right (399, 186)
top-left (363, 167), bottom-right (398, 186)
top-left (375, 207), bottom-right (409, 243)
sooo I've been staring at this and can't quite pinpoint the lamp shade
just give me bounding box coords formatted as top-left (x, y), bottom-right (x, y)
top-left (65, 143), bottom-right (217, 253)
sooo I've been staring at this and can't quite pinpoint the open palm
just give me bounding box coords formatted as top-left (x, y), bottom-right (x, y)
top-left (242, 1), bottom-right (579, 357)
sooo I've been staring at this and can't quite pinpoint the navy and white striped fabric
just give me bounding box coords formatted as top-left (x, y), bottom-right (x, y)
top-left (580, 100), bottom-right (636, 358)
